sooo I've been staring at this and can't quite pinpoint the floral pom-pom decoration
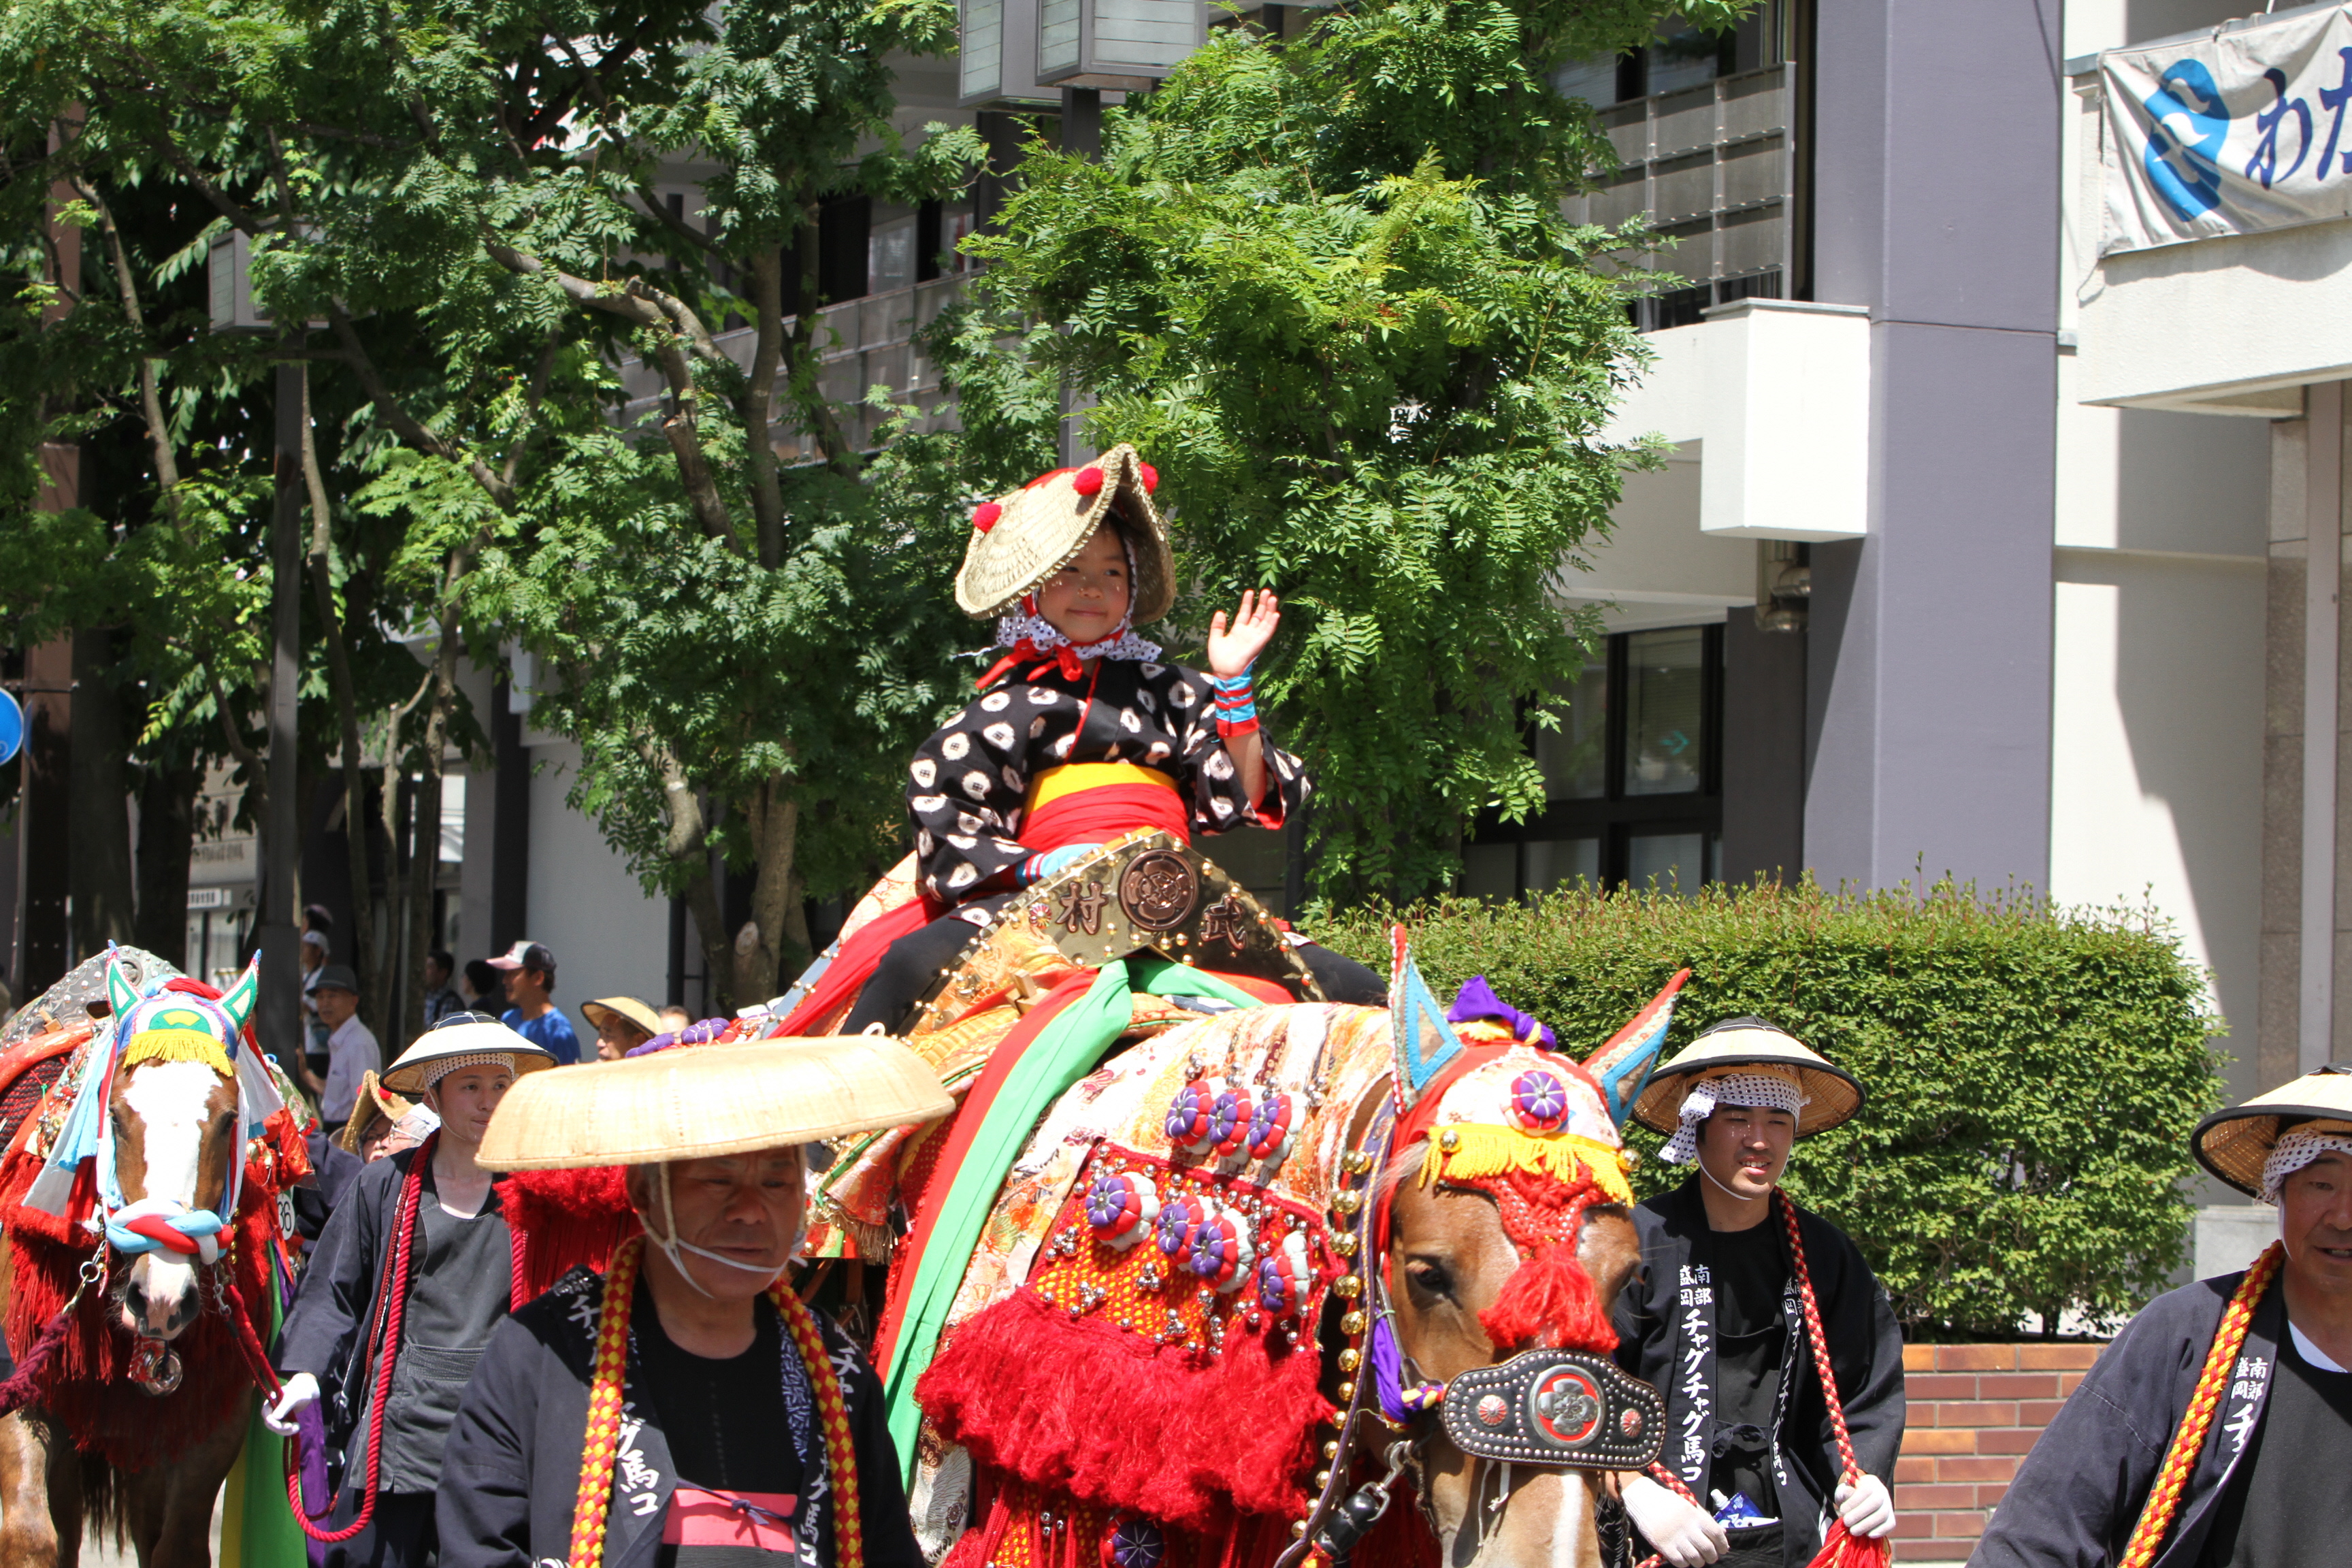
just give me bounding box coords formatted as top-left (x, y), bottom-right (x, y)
top-left (1137, 463), bottom-right (1159, 493)
top-left (1189, 1205), bottom-right (1258, 1292)
top-left (1164, 1080), bottom-right (1220, 1153)
top-left (1083, 1171), bottom-right (1161, 1250)
top-left (971, 502), bottom-right (1002, 532)
top-left (1245, 1091), bottom-right (1297, 1164)
top-left (1254, 1230), bottom-right (1313, 1318)
top-left (1509, 1068), bottom-right (1571, 1133)
top-left (1156, 1193), bottom-right (1209, 1264)
top-left (1209, 1081), bottom-right (1255, 1158)
top-left (1072, 466), bottom-right (1106, 497)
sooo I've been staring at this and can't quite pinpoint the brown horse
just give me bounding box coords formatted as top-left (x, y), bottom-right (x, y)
top-left (1385, 1147), bottom-right (1644, 1566)
top-left (0, 956), bottom-right (298, 1568)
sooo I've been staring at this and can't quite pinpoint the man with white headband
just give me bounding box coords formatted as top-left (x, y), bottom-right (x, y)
top-left (1972, 1064), bottom-right (2352, 1568)
top-left (1613, 1017), bottom-right (1904, 1568)
top-left (440, 1034), bottom-right (953, 1568)
top-left (267, 1013), bottom-right (556, 1568)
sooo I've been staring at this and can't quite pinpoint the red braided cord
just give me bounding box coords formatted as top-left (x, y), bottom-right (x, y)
top-left (1774, 1192), bottom-right (1861, 1484)
top-left (283, 1132), bottom-right (432, 1543)
top-left (2116, 1241), bottom-right (2282, 1568)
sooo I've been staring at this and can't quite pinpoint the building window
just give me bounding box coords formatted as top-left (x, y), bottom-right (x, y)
top-left (1461, 623), bottom-right (1723, 898)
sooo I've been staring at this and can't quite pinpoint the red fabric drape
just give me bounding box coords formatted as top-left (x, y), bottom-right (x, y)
top-left (870, 968), bottom-right (1099, 1376)
top-left (1023, 783), bottom-right (1190, 851)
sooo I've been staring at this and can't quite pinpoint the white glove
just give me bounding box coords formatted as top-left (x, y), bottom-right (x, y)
top-left (1622, 1473), bottom-right (1729, 1568)
top-left (263, 1372), bottom-right (321, 1437)
top-left (1835, 1473), bottom-right (1897, 1539)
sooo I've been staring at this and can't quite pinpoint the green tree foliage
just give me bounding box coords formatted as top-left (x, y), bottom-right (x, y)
top-left (1316, 881), bottom-right (2227, 1337)
top-left (3, 0), bottom-right (985, 1007)
top-left (936, 0), bottom-right (1749, 901)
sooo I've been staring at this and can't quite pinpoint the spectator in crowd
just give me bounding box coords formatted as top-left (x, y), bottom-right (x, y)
top-left (301, 927), bottom-right (332, 1079)
top-left (301, 964), bottom-right (379, 1130)
top-left (655, 1004), bottom-right (691, 1034)
top-left (582, 996), bottom-right (661, 1061)
top-left (489, 940), bottom-right (580, 1065)
top-left (460, 958), bottom-right (504, 1011)
top-left (293, 1071), bottom-right (429, 1250)
top-left (421, 949), bottom-right (463, 1026)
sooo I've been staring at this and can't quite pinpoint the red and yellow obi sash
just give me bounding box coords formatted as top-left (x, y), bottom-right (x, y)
top-left (1022, 763), bottom-right (1189, 851)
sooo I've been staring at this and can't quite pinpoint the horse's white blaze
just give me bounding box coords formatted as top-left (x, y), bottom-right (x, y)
top-left (122, 1060), bottom-right (222, 1326)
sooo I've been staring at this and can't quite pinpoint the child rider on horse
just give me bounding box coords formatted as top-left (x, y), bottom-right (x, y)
top-left (836, 444), bottom-right (1382, 1034)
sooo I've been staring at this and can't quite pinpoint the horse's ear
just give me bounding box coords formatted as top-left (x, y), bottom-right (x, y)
top-left (1388, 926), bottom-right (1463, 1113)
top-left (1583, 967), bottom-right (1691, 1129)
top-left (216, 957), bottom-right (261, 1043)
top-left (105, 945), bottom-right (143, 1022)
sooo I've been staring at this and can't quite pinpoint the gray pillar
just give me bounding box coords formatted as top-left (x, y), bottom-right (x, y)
top-left (1801, 1), bottom-right (2059, 894)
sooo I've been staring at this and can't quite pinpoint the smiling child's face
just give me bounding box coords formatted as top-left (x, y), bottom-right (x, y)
top-left (1034, 523), bottom-right (1130, 644)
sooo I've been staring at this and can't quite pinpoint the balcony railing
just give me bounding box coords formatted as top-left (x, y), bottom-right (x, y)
top-left (1567, 63), bottom-right (1795, 330)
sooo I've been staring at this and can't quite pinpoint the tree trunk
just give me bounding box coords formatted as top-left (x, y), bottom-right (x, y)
top-left (684, 860), bottom-right (734, 1018)
top-left (401, 609), bottom-right (462, 1047)
top-left (133, 762), bottom-right (201, 968)
top-left (733, 776), bottom-right (801, 1008)
top-left (299, 365), bottom-right (380, 1028)
top-left (68, 628), bottom-right (137, 957)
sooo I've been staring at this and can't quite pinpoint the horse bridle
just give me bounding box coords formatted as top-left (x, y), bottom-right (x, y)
top-left (1276, 1083), bottom-right (1665, 1567)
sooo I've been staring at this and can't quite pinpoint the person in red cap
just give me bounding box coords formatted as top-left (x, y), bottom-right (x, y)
top-left (835, 446), bottom-right (1381, 1033)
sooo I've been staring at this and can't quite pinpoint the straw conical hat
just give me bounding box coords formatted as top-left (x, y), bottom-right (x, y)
top-left (2193, 1064), bottom-right (2352, 1198)
top-left (474, 1036), bottom-right (955, 1171)
top-left (1631, 1017), bottom-right (1863, 1139)
top-left (382, 1014), bottom-right (556, 1094)
top-left (583, 996), bottom-right (662, 1037)
top-left (334, 1071), bottom-right (418, 1154)
top-left (955, 444), bottom-right (1175, 623)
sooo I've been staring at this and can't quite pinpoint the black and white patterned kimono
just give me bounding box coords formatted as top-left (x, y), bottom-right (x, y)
top-left (905, 656), bottom-right (1310, 909)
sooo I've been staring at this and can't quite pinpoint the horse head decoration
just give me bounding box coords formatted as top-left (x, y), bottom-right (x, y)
top-left (16, 949), bottom-right (278, 1377)
top-left (907, 932), bottom-right (1686, 1568)
top-left (1360, 931), bottom-right (1688, 1565)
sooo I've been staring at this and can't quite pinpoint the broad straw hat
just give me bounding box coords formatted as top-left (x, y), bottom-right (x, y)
top-left (382, 1015), bottom-right (557, 1096)
top-left (1631, 1017), bottom-right (1864, 1139)
top-left (955, 444), bottom-right (1176, 623)
top-left (2193, 1064), bottom-right (2352, 1198)
top-left (473, 1037), bottom-right (955, 1171)
top-left (335, 1071), bottom-right (417, 1154)
top-left (582, 996), bottom-right (663, 1039)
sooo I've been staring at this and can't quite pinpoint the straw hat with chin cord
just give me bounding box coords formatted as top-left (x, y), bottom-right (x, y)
top-left (335, 1071), bottom-right (418, 1154)
top-left (954, 444), bottom-right (1175, 623)
top-left (1631, 1016), bottom-right (1865, 1140)
top-left (2193, 1063), bottom-right (2352, 1199)
top-left (474, 1036), bottom-right (955, 1171)
top-left (382, 1014), bottom-right (557, 1096)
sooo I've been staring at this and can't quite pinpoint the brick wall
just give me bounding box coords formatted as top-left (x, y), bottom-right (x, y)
top-left (1891, 1343), bottom-right (2104, 1564)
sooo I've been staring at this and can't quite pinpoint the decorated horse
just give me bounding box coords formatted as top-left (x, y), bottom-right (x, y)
top-left (507, 828), bottom-right (1688, 1568)
top-left (0, 951), bottom-right (312, 1568)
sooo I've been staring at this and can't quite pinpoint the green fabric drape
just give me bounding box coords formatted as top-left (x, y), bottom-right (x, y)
top-left (882, 958), bottom-right (1266, 1478)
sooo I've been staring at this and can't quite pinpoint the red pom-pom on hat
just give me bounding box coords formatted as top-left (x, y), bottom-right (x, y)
top-left (972, 502), bottom-right (1002, 532)
top-left (1138, 463), bottom-right (1158, 493)
top-left (1072, 466), bottom-right (1105, 497)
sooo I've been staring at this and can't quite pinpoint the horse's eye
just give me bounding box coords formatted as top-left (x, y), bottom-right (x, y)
top-left (1406, 1260), bottom-right (1452, 1298)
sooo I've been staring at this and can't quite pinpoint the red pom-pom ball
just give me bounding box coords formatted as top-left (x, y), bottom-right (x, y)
top-left (972, 502), bottom-right (1002, 532)
top-left (1138, 463), bottom-right (1158, 493)
top-left (1072, 466), bottom-right (1105, 497)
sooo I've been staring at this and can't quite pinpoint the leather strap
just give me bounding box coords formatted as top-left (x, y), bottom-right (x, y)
top-left (1439, 1348), bottom-right (1666, 1471)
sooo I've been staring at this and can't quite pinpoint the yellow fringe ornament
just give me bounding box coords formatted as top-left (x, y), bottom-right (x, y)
top-left (568, 1236), bottom-right (863, 1568)
top-left (121, 1031), bottom-right (237, 1077)
top-left (1420, 1126), bottom-right (1634, 1206)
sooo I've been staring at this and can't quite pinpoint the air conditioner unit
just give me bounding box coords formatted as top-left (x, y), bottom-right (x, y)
top-left (960, 0), bottom-right (1064, 108)
top-left (1035, 0), bottom-right (1203, 88)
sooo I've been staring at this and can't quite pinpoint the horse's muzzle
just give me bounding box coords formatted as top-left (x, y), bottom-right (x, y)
top-left (121, 1262), bottom-right (200, 1339)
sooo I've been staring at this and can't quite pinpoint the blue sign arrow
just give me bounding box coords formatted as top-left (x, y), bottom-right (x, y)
top-left (0, 689), bottom-right (20, 768)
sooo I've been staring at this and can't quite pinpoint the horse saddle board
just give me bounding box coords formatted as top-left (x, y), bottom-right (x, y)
top-left (915, 830), bottom-right (1324, 1031)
